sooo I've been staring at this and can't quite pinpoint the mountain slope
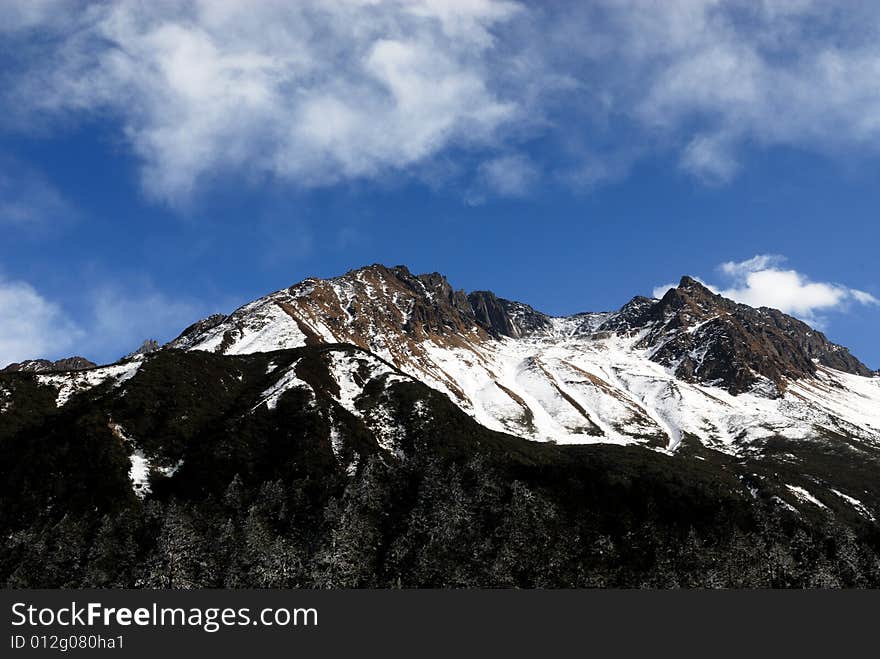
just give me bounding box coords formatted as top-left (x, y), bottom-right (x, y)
top-left (2, 344), bottom-right (879, 587)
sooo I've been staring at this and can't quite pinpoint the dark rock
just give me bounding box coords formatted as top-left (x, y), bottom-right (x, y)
top-left (613, 276), bottom-right (873, 394)
top-left (598, 296), bottom-right (658, 332)
top-left (125, 339), bottom-right (162, 359)
top-left (2, 356), bottom-right (96, 373)
top-left (468, 290), bottom-right (552, 338)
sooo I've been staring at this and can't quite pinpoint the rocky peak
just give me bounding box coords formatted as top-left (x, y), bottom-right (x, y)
top-left (623, 276), bottom-right (872, 394)
top-left (125, 339), bottom-right (161, 359)
top-left (468, 291), bottom-right (552, 338)
top-left (598, 295), bottom-right (658, 332)
top-left (754, 307), bottom-right (873, 376)
top-left (645, 277), bottom-right (734, 327)
top-left (333, 264), bottom-right (556, 341)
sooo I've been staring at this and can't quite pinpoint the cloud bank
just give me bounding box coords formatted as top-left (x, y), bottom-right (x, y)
top-left (716, 256), bottom-right (878, 322)
top-left (5, 1), bottom-right (880, 202)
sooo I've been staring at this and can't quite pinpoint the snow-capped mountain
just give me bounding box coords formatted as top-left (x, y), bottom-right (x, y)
top-left (4, 264), bottom-right (880, 588)
top-left (168, 264), bottom-right (880, 454)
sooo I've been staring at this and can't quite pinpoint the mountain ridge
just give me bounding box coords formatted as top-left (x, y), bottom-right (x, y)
top-left (3, 264), bottom-right (880, 588)
top-left (4, 264), bottom-right (877, 452)
top-left (159, 264), bottom-right (879, 451)
top-left (172, 265), bottom-right (872, 380)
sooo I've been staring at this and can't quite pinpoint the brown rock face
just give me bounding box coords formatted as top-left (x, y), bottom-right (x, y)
top-left (614, 276), bottom-right (872, 394)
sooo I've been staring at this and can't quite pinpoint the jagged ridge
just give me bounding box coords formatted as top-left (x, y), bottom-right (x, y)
top-left (160, 264), bottom-right (879, 451)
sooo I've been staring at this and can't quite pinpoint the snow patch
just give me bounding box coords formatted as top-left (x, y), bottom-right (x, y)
top-left (128, 451), bottom-right (151, 498)
top-left (37, 360), bottom-right (142, 407)
top-left (110, 422), bottom-right (151, 498)
top-left (785, 484), bottom-right (827, 510)
top-left (830, 489), bottom-right (876, 521)
top-left (258, 359), bottom-right (312, 410)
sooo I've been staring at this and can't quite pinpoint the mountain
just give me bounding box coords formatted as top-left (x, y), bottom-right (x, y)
top-left (169, 264), bottom-right (879, 452)
top-left (1, 264), bottom-right (879, 588)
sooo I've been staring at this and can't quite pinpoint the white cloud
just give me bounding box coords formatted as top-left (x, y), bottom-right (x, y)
top-left (720, 269), bottom-right (851, 319)
top-left (2, 0), bottom-right (520, 205)
top-left (6, 1), bottom-right (880, 198)
top-left (656, 255), bottom-right (879, 324)
top-left (852, 289), bottom-right (880, 306)
top-left (481, 154), bottom-right (538, 195)
top-left (718, 254), bottom-right (786, 278)
top-left (467, 153), bottom-right (538, 203)
top-left (0, 275), bottom-right (207, 368)
top-left (0, 277), bottom-right (83, 367)
top-left (679, 133), bottom-right (739, 185)
top-left (551, 1), bottom-right (880, 182)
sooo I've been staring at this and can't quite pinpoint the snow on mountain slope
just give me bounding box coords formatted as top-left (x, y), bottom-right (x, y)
top-left (257, 347), bottom-right (424, 462)
top-left (35, 359), bottom-right (143, 407)
top-left (417, 331), bottom-right (880, 451)
top-left (168, 265), bottom-right (880, 453)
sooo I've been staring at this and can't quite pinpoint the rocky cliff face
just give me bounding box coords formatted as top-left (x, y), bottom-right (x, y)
top-left (468, 290), bottom-right (553, 338)
top-left (612, 276), bottom-right (872, 395)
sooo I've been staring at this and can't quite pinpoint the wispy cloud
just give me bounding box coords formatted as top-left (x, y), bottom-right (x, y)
top-left (466, 153), bottom-right (538, 204)
top-left (5, 1), bottom-right (880, 201)
top-left (2, 0), bottom-right (520, 205)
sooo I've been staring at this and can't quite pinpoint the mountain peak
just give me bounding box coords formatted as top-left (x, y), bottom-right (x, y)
top-left (671, 276), bottom-right (725, 306)
top-left (634, 277), bottom-right (873, 393)
top-left (12, 262), bottom-right (878, 460)
top-left (168, 263), bottom-right (872, 402)
top-left (677, 274), bottom-right (710, 290)
top-left (125, 339), bottom-right (161, 360)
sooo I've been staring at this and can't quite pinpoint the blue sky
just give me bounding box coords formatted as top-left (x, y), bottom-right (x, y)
top-left (1, 0), bottom-right (878, 368)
